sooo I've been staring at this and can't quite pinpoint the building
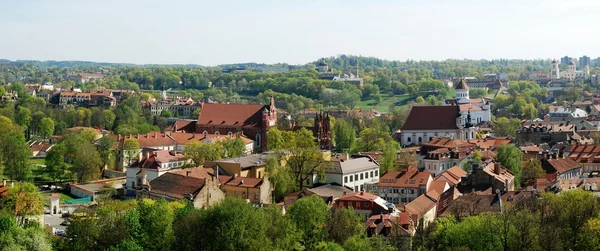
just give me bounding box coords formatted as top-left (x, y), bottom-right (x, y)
top-left (545, 106), bottom-right (588, 121)
top-left (399, 105), bottom-right (478, 146)
top-left (368, 169), bottom-right (432, 205)
top-left (404, 194), bottom-right (437, 227)
top-left (325, 157), bottom-right (380, 192)
top-left (439, 191), bottom-right (537, 218)
top-left (68, 73), bottom-right (104, 84)
top-left (125, 149), bottom-right (191, 194)
top-left (580, 55), bottom-right (591, 69)
top-left (552, 59), bottom-right (589, 81)
top-left (447, 79), bottom-right (492, 125)
top-left (461, 162), bottom-right (515, 193)
top-left (142, 97), bottom-right (200, 118)
top-left (334, 191), bottom-right (393, 216)
top-left (560, 56), bottom-right (572, 65)
top-left (423, 148), bottom-right (472, 176)
top-left (204, 153), bottom-right (270, 179)
top-left (516, 123), bottom-right (575, 145)
top-left (196, 97), bottom-right (277, 151)
top-left (217, 174), bottom-right (273, 204)
top-left (365, 212), bottom-right (415, 237)
top-left (136, 171), bottom-right (225, 208)
top-left (541, 155), bottom-right (581, 180)
top-left (283, 184), bottom-right (353, 207)
top-left (567, 144), bottom-right (600, 175)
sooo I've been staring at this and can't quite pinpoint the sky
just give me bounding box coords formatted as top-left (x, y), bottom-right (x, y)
top-left (1, 0), bottom-right (599, 66)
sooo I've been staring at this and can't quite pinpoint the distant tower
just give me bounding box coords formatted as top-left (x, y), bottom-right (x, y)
top-left (317, 58), bottom-right (329, 73)
top-left (551, 59), bottom-right (560, 79)
top-left (161, 85), bottom-right (167, 100)
top-left (356, 60), bottom-right (359, 78)
top-left (568, 60), bottom-right (576, 72)
top-left (585, 64), bottom-right (590, 77)
top-left (455, 79), bottom-right (470, 104)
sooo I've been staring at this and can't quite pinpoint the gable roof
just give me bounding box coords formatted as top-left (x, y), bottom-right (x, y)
top-left (326, 157), bottom-right (379, 174)
top-left (401, 106), bottom-right (459, 131)
top-left (197, 103), bottom-right (269, 128)
top-left (544, 158), bottom-right (580, 174)
top-left (405, 194), bottom-right (436, 217)
top-left (148, 173), bottom-right (206, 199)
top-left (379, 170), bottom-right (431, 188)
top-left (455, 79), bottom-right (470, 90)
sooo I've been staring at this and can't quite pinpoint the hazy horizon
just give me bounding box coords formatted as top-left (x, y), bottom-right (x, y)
top-left (1, 0), bottom-right (599, 66)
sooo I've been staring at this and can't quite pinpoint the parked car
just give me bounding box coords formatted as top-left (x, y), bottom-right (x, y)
top-left (60, 220), bottom-right (70, 226)
top-left (55, 230), bottom-right (67, 237)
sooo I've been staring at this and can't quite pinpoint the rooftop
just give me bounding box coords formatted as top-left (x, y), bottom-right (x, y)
top-left (401, 106), bottom-right (459, 131)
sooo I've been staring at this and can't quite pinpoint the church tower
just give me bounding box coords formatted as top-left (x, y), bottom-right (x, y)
top-left (455, 79), bottom-right (470, 104)
top-left (568, 60), bottom-right (576, 72)
top-left (551, 59), bottom-right (560, 79)
top-left (585, 64), bottom-right (590, 77)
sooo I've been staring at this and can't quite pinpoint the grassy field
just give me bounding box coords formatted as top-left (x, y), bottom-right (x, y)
top-left (30, 158), bottom-right (46, 166)
top-left (358, 89), bottom-right (457, 113)
top-left (41, 192), bottom-right (74, 206)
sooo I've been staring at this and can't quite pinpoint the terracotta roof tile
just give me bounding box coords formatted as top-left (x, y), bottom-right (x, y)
top-left (401, 106), bottom-right (459, 131)
top-left (379, 170), bottom-right (431, 188)
top-left (149, 173), bottom-right (206, 199)
top-left (197, 103), bottom-right (269, 128)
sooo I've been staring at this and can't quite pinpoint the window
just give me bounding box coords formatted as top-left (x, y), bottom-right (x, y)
top-left (401, 189), bottom-right (405, 194)
top-left (360, 185), bottom-right (364, 191)
top-left (364, 202), bottom-right (369, 208)
top-left (255, 193), bottom-right (259, 200)
top-left (344, 176), bottom-right (348, 183)
top-left (228, 131), bottom-right (233, 136)
top-left (418, 137), bottom-right (422, 143)
top-left (375, 170), bottom-right (378, 176)
top-left (407, 137), bottom-right (412, 142)
top-left (355, 186), bottom-right (358, 192)
top-left (355, 174), bottom-right (358, 181)
top-left (242, 192), bottom-right (246, 199)
top-left (370, 171), bottom-right (374, 178)
top-left (350, 176), bottom-right (353, 182)
top-left (258, 171), bottom-right (262, 178)
top-left (131, 182), bottom-right (135, 188)
top-left (401, 198), bottom-right (407, 203)
top-left (360, 173), bottom-right (364, 180)
top-left (202, 130), bottom-right (208, 135)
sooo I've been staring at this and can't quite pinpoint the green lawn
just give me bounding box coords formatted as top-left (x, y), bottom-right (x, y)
top-left (358, 94), bottom-right (403, 112)
top-left (30, 158), bottom-right (46, 166)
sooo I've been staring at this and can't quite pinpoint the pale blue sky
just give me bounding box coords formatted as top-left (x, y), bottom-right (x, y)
top-left (0, 0), bottom-right (598, 65)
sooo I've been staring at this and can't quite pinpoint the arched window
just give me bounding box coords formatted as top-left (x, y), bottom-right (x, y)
top-left (255, 134), bottom-right (261, 147)
top-left (202, 130), bottom-right (208, 135)
top-left (407, 137), bottom-right (412, 142)
top-left (228, 131), bottom-right (233, 136)
top-left (418, 137), bottom-right (422, 143)
top-left (215, 131), bottom-right (220, 135)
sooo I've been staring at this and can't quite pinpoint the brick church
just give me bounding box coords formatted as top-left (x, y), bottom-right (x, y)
top-left (167, 96), bottom-right (331, 151)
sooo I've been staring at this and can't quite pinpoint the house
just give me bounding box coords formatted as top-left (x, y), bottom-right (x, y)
top-left (404, 194), bottom-right (437, 228)
top-left (283, 184), bottom-right (354, 207)
top-left (29, 141), bottom-right (52, 158)
top-left (423, 148), bottom-right (472, 176)
top-left (551, 177), bottom-right (600, 194)
top-left (125, 150), bottom-right (191, 195)
top-left (136, 171), bottom-right (225, 209)
top-left (365, 212), bottom-right (415, 237)
top-left (69, 177), bottom-right (127, 200)
top-left (541, 155), bottom-right (581, 180)
top-left (435, 166), bottom-right (467, 188)
top-left (335, 191), bottom-right (393, 216)
top-left (142, 96), bottom-right (201, 118)
top-left (567, 144), bottom-right (600, 175)
top-left (204, 153), bottom-right (270, 179)
top-left (545, 106), bottom-right (588, 121)
top-left (325, 157), bottom-right (380, 192)
top-left (399, 105), bottom-right (478, 146)
top-left (460, 162), bottom-right (515, 193)
top-left (195, 97), bottom-right (277, 150)
top-left (467, 137), bottom-right (512, 151)
top-left (516, 123), bottom-right (575, 145)
top-left (367, 169), bottom-right (432, 205)
top-left (439, 191), bottom-right (538, 218)
top-left (217, 174), bottom-right (273, 205)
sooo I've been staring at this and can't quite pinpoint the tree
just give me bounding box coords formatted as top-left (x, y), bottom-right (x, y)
top-left (0, 223), bottom-right (53, 251)
top-left (493, 117), bottom-right (521, 137)
top-left (183, 141), bottom-right (224, 166)
top-left (15, 106), bottom-right (32, 130)
top-left (1, 182), bottom-right (44, 225)
top-left (38, 117), bottom-right (54, 138)
top-left (160, 109), bottom-right (174, 118)
top-left (221, 137), bottom-right (246, 158)
top-left (266, 156), bottom-right (296, 201)
top-left (380, 141), bottom-right (400, 171)
top-left (496, 144), bottom-right (523, 187)
top-left (98, 136), bottom-right (117, 169)
top-left (262, 205), bottom-right (303, 250)
top-left (289, 195), bottom-right (330, 250)
top-left (123, 138), bottom-right (140, 166)
top-left (326, 207), bottom-right (364, 244)
top-left (1, 127), bottom-right (32, 181)
top-left (333, 119), bottom-right (355, 151)
top-left (71, 142), bottom-right (102, 182)
top-left (520, 159), bottom-right (545, 185)
top-left (45, 144), bottom-right (70, 182)
top-left (103, 109), bottom-right (116, 130)
top-left (137, 199), bottom-right (175, 251)
top-left (353, 127), bottom-right (393, 152)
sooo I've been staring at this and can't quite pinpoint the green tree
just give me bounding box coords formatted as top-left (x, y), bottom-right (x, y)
top-left (67, 217), bottom-right (101, 251)
top-left (137, 199), bottom-right (175, 251)
top-left (183, 141), bottom-right (224, 166)
top-left (45, 144), bottom-right (70, 182)
top-left (326, 207), bottom-right (364, 244)
top-left (123, 138), bottom-right (140, 166)
top-left (520, 159), bottom-right (545, 185)
top-left (380, 141), bottom-right (400, 171)
top-left (266, 156), bottom-right (296, 200)
top-left (160, 109), bottom-right (174, 118)
top-left (38, 117), bottom-right (54, 138)
top-left (71, 142), bottom-right (102, 182)
top-left (15, 106), bottom-right (32, 130)
top-left (1, 127), bottom-right (32, 181)
top-left (263, 205), bottom-right (303, 250)
top-left (353, 127), bottom-right (393, 152)
top-left (289, 195), bottom-right (330, 250)
top-left (98, 136), bottom-right (117, 169)
top-left (103, 109), bottom-right (116, 130)
top-left (493, 117), bottom-right (521, 137)
top-left (333, 119), bottom-right (355, 151)
top-left (496, 144), bottom-right (523, 187)
top-left (221, 137), bottom-right (246, 158)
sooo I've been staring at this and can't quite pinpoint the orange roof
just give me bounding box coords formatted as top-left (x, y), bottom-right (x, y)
top-left (171, 168), bottom-right (215, 180)
top-left (379, 170), bottom-right (431, 188)
top-left (197, 103), bottom-right (270, 128)
top-left (338, 191), bottom-right (379, 202)
top-left (428, 180), bottom-right (448, 195)
top-left (218, 175), bottom-right (264, 188)
top-left (405, 194), bottom-right (436, 217)
top-left (423, 137), bottom-right (474, 149)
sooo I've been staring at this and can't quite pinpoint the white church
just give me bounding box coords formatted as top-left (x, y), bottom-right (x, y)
top-left (447, 79), bottom-right (492, 125)
top-left (551, 59), bottom-right (590, 81)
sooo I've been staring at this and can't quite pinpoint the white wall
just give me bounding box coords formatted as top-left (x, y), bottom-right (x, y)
top-left (401, 130), bottom-right (458, 146)
top-left (337, 168), bottom-right (380, 192)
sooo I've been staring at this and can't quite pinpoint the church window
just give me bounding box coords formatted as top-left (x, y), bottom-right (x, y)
top-left (407, 137), bottom-right (412, 142)
top-left (215, 131), bottom-right (220, 135)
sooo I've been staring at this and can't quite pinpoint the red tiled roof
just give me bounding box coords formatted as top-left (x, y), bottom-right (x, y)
top-left (223, 176), bottom-right (263, 188)
top-left (401, 106), bottom-right (459, 131)
top-left (428, 180), bottom-right (448, 195)
top-left (455, 79), bottom-right (469, 90)
top-left (197, 103), bottom-right (269, 128)
top-left (338, 191), bottom-right (379, 202)
top-left (379, 170), bottom-right (431, 188)
top-left (545, 158), bottom-right (580, 174)
top-left (170, 168), bottom-right (214, 180)
top-left (422, 137), bottom-right (473, 149)
top-left (167, 120), bottom-right (197, 133)
top-left (405, 194), bottom-right (436, 217)
top-left (148, 173), bottom-right (206, 199)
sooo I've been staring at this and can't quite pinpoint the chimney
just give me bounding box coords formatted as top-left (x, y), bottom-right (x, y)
top-left (552, 153), bottom-right (557, 159)
top-left (241, 180), bottom-right (244, 184)
top-left (145, 151), bottom-right (150, 159)
top-left (343, 192), bottom-right (347, 195)
top-left (494, 163), bottom-right (501, 175)
top-left (346, 153), bottom-right (350, 160)
top-left (380, 214), bottom-right (383, 222)
top-left (215, 166), bottom-right (219, 180)
top-left (186, 171), bottom-right (192, 177)
top-left (360, 191), bottom-right (364, 195)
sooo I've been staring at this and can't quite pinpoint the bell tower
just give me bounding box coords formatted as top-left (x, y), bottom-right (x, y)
top-left (551, 59), bottom-right (560, 79)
